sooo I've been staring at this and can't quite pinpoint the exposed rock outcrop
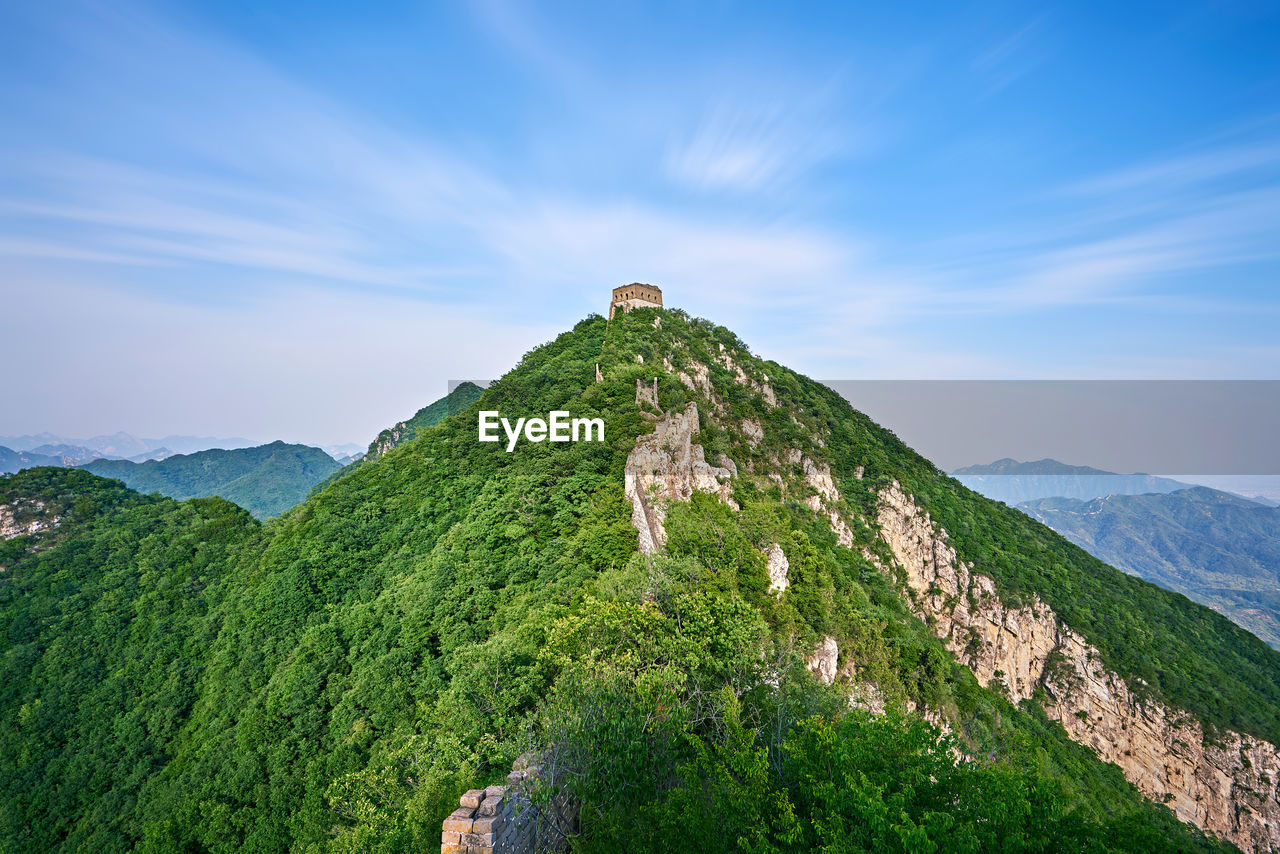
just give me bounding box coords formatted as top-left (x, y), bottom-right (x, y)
top-left (635, 377), bottom-right (659, 410)
top-left (672, 359), bottom-right (714, 398)
top-left (718, 455), bottom-right (738, 479)
top-left (808, 635), bottom-right (839, 686)
top-left (624, 403), bottom-right (737, 555)
top-left (876, 481), bottom-right (1280, 852)
top-left (0, 499), bottom-right (58, 541)
top-left (795, 454), bottom-right (854, 547)
top-left (845, 679), bottom-right (887, 715)
top-left (802, 458), bottom-right (839, 505)
top-left (765, 543), bottom-right (789, 593)
top-left (369, 423), bottom-right (407, 460)
top-left (716, 344), bottom-right (776, 406)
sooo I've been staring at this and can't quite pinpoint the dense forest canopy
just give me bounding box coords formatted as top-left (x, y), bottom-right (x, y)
top-left (3, 309), bottom-right (1273, 852)
top-left (79, 441), bottom-right (341, 519)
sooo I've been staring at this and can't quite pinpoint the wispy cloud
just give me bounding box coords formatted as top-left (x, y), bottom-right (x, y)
top-left (1065, 141), bottom-right (1280, 198)
top-left (902, 135), bottom-right (1280, 312)
top-left (663, 100), bottom-right (846, 193)
top-left (467, 0), bottom-right (587, 90)
top-left (484, 200), bottom-right (857, 303)
top-left (0, 5), bottom-right (866, 312)
top-left (971, 16), bottom-right (1048, 94)
top-left (3, 0), bottom-right (1280, 442)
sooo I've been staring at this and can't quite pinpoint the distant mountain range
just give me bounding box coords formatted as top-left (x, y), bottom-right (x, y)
top-left (952, 458), bottom-right (1190, 504)
top-left (25, 444), bottom-right (112, 465)
top-left (2, 429), bottom-right (370, 517)
top-left (1022, 487), bottom-right (1280, 649)
top-left (80, 441), bottom-right (341, 519)
top-left (321, 442), bottom-right (366, 461)
top-left (951, 459), bottom-right (1280, 649)
top-left (0, 446), bottom-right (64, 473)
top-left (0, 431), bottom-right (374, 473)
top-left (0, 431), bottom-right (258, 463)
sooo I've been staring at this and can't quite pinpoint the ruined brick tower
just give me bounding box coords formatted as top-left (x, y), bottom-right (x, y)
top-left (609, 283), bottom-right (662, 319)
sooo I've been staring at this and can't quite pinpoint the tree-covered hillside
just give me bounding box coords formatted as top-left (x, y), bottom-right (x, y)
top-left (364, 381), bottom-right (485, 461)
top-left (3, 309), bottom-right (1272, 852)
top-left (0, 468), bottom-right (259, 851)
top-left (80, 441), bottom-right (340, 519)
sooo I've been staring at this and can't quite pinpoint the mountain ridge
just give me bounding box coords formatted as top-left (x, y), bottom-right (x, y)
top-left (953, 457), bottom-right (1195, 504)
top-left (2, 307), bottom-right (1275, 852)
top-left (79, 440), bottom-right (340, 519)
top-left (954, 457), bottom-right (1125, 476)
top-left (0, 431), bottom-right (257, 457)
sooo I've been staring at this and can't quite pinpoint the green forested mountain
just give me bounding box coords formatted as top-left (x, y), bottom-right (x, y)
top-left (305, 382), bottom-right (487, 498)
top-left (1022, 487), bottom-right (1280, 648)
top-left (3, 309), bottom-right (1275, 852)
top-left (80, 441), bottom-right (341, 519)
top-left (364, 381), bottom-right (485, 461)
top-left (0, 468), bottom-right (260, 850)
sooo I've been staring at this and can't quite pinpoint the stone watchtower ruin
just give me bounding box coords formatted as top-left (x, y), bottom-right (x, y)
top-left (609, 283), bottom-right (663, 319)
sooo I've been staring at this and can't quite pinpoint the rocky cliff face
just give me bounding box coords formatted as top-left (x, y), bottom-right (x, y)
top-left (876, 480), bottom-right (1280, 852)
top-left (623, 403), bottom-right (737, 555)
top-left (368, 422), bottom-right (407, 461)
top-left (0, 499), bottom-right (58, 542)
top-left (765, 543), bottom-right (789, 592)
top-left (615, 319), bottom-right (1279, 850)
top-left (0, 498), bottom-right (60, 575)
top-left (807, 635), bottom-right (839, 686)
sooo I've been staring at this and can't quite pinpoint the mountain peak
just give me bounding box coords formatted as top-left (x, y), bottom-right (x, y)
top-left (6, 306), bottom-right (1280, 852)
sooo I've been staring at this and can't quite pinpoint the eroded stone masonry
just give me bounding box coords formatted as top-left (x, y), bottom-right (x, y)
top-left (608, 282), bottom-right (663, 319)
top-left (441, 753), bottom-right (578, 854)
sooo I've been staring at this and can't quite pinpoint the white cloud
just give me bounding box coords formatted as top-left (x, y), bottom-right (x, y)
top-left (663, 100), bottom-right (846, 193)
top-left (970, 16), bottom-right (1048, 94)
top-left (5, 0), bottom-right (1280, 445)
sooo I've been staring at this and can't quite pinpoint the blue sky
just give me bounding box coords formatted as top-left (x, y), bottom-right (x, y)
top-left (2, 0), bottom-right (1278, 445)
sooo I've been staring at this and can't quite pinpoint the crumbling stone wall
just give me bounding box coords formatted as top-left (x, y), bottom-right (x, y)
top-left (441, 753), bottom-right (578, 854)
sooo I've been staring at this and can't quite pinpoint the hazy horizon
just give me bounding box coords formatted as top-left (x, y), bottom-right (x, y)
top-left (3, 1), bottom-right (1278, 445)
